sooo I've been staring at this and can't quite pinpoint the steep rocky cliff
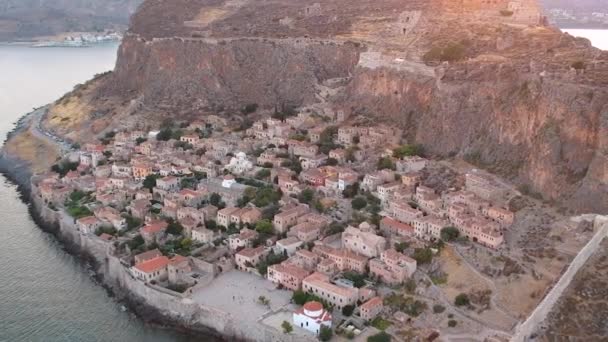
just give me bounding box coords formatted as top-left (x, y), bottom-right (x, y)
top-left (30, 0), bottom-right (608, 212)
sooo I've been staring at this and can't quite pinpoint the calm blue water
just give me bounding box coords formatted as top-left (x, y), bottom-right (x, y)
top-left (0, 43), bottom-right (200, 342)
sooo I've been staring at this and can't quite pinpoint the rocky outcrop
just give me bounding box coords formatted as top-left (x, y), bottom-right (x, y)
top-left (39, 0), bottom-right (608, 213)
top-left (104, 35), bottom-right (361, 112)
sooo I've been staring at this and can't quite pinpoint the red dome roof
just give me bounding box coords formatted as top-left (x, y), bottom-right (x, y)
top-left (303, 301), bottom-right (323, 312)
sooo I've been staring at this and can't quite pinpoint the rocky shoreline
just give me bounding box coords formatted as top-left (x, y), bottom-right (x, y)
top-left (0, 120), bottom-right (229, 342)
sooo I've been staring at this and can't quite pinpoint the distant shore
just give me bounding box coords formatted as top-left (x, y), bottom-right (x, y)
top-left (0, 31), bottom-right (123, 47)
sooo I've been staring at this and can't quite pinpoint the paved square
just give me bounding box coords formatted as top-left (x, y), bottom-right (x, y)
top-left (191, 270), bottom-right (292, 321)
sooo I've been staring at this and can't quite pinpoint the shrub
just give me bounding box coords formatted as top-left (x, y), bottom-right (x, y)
top-left (571, 61), bottom-right (585, 70)
top-left (371, 317), bottom-right (392, 331)
top-left (454, 293), bottom-right (470, 307)
top-left (412, 248), bottom-right (433, 264)
top-left (433, 304), bottom-right (446, 314)
top-left (281, 321), bottom-right (293, 334)
top-left (255, 219), bottom-right (274, 234)
top-left (440, 226), bottom-right (460, 242)
top-left (448, 319), bottom-right (458, 327)
top-left (394, 242), bottom-right (409, 253)
top-left (343, 272), bottom-right (366, 288)
top-left (393, 144), bottom-right (422, 158)
top-left (351, 197), bottom-right (368, 210)
top-left (423, 43), bottom-right (466, 63)
top-left (377, 157), bottom-right (395, 170)
top-left (319, 326), bottom-right (333, 341)
top-left (342, 305), bottom-right (355, 316)
top-left (241, 103), bottom-right (258, 114)
top-left (326, 157), bottom-right (339, 166)
top-left (298, 188), bottom-right (315, 204)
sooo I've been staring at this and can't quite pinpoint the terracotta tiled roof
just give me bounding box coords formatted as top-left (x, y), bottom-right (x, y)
top-left (361, 296), bottom-right (383, 310)
top-left (134, 256), bottom-right (169, 273)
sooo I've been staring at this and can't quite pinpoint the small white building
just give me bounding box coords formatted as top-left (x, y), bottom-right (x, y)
top-left (293, 301), bottom-right (332, 335)
top-left (192, 227), bottom-right (214, 244)
top-left (226, 152), bottom-right (253, 175)
top-left (275, 236), bottom-right (303, 256)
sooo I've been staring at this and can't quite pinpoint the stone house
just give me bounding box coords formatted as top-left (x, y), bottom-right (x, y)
top-left (267, 262), bottom-right (311, 290)
top-left (302, 272), bottom-right (358, 310)
top-left (192, 226), bottom-right (214, 244)
top-left (228, 228), bottom-right (259, 251)
top-left (133, 248), bottom-right (163, 264)
top-left (140, 220), bottom-right (168, 244)
top-left (342, 226), bottom-right (387, 258)
top-left (273, 204), bottom-right (310, 233)
top-left (131, 255), bottom-right (170, 282)
top-left (76, 216), bottom-right (101, 235)
top-left (360, 296), bottom-right (384, 321)
top-left (235, 246), bottom-right (267, 271)
top-left (369, 249), bottom-right (417, 285)
top-left (275, 237), bottom-right (303, 256)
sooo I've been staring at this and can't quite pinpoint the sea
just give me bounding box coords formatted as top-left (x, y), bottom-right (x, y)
top-left (0, 29), bottom-right (606, 341)
top-left (0, 43), bottom-right (200, 342)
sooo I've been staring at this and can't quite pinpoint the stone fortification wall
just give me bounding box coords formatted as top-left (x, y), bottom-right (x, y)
top-left (512, 215), bottom-right (608, 341)
top-left (30, 181), bottom-right (310, 342)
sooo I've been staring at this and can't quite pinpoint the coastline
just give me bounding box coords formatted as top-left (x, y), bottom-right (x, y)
top-left (0, 113), bottom-right (230, 342)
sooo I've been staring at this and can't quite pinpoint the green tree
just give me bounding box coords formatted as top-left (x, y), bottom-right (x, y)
top-left (255, 219), bottom-right (274, 235)
top-left (209, 193), bottom-right (223, 207)
top-left (454, 293), bottom-right (470, 307)
top-left (342, 182), bottom-right (359, 198)
top-left (394, 242), bottom-right (409, 253)
top-left (377, 157), bottom-right (395, 170)
top-left (393, 144), bottom-right (422, 159)
top-left (325, 157), bottom-right (338, 166)
top-left (292, 290), bottom-right (309, 305)
top-left (180, 238), bottom-right (193, 251)
top-left (298, 188), bottom-right (315, 204)
top-left (143, 174), bottom-right (160, 190)
top-left (156, 128), bottom-right (173, 141)
top-left (242, 103), bottom-right (259, 114)
top-left (281, 321), bottom-right (293, 334)
top-left (255, 169), bottom-right (271, 180)
top-left (351, 197), bottom-right (368, 210)
top-left (180, 177), bottom-right (197, 189)
top-left (342, 305), bottom-right (355, 316)
top-left (440, 226), bottom-right (460, 242)
top-left (166, 220), bottom-right (184, 236)
top-left (412, 248), bottom-right (433, 264)
top-left (127, 235), bottom-right (145, 250)
top-left (343, 272), bottom-right (366, 288)
top-left (319, 326), bottom-right (333, 341)
top-left (253, 187), bottom-right (282, 207)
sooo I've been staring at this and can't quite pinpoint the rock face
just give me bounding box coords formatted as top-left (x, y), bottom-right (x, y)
top-left (107, 36), bottom-right (361, 111)
top-left (49, 0), bottom-right (608, 212)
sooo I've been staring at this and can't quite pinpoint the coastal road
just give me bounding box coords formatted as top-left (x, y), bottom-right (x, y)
top-left (28, 107), bottom-right (74, 154)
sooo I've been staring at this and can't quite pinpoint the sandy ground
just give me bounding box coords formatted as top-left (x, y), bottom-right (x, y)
top-left (4, 129), bottom-right (59, 173)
